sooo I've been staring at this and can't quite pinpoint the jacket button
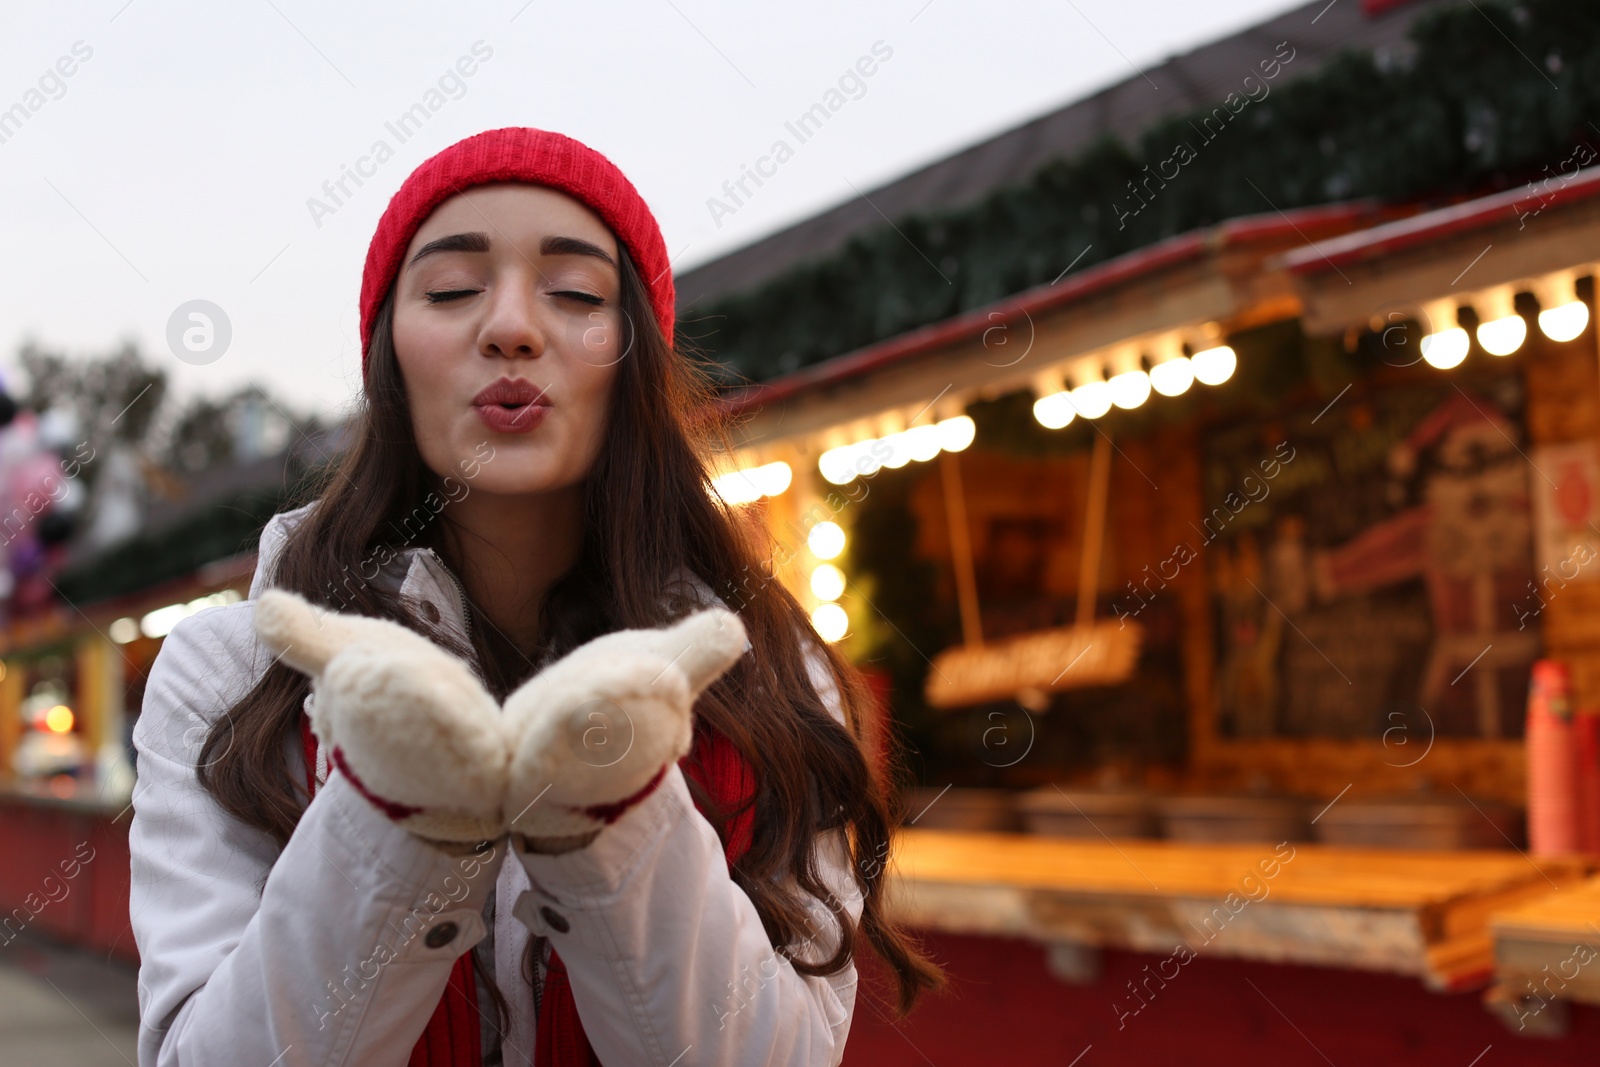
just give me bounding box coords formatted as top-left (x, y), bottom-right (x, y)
top-left (539, 906), bottom-right (570, 934)
top-left (420, 600), bottom-right (441, 624)
top-left (424, 921), bottom-right (458, 948)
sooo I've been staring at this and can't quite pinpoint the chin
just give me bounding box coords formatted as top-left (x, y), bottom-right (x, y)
top-left (469, 464), bottom-right (582, 498)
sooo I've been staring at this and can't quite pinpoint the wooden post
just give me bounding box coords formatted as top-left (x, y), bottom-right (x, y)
top-left (940, 450), bottom-right (984, 649)
top-left (75, 635), bottom-right (122, 757)
top-left (1076, 430), bottom-right (1113, 628)
top-left (0, 658), bottom-right (20, 781)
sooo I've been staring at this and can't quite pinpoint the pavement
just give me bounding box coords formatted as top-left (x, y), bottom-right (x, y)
top-left (0, 933), bottom-right (139, 1066)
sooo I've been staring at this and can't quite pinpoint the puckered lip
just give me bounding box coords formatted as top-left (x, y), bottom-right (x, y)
top-left (472, 377), bottom-right (551, 407)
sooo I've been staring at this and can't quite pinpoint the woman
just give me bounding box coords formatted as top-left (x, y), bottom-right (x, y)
top-left (129, 127), bottom-right (939, 1066)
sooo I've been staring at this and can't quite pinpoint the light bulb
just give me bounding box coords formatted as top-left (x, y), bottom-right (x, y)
top-left (1108, 370), bottom-right (1151, 410)
top-left (1421, 327), bottom-right (1469, 369)
top-left (711, 461), bottom-right (792, 505)
top-left (1032, 391), bottom-right (1076, 429)
top-left (935, 415), bottom-right (975, 452)
top-left (810, 563), bottom-right (846, 601)
top-left (808, 521), bottom-right (846, 560)
top-left (880, 432), bottom-right (912, 469)
top-left (1149, 357), bottom-right (1194, 397)
top-left (1539, 300), bottom-right (1590, 342)
top-left (854, 441), bottom-right (885, 478)
top-left (755, 461), bottom-right (792, 497)
top-left (905, 423), bottom-right (942, 461)
top-left (819, 445), bottom-right (859, 485)
top-left (1476, 314), bottom-right (1526, 356)
top-left (1070, 380), bottom-right (1112, 419)
top-left (811, 602), bottom-right (849, 642)
top-left (1191, 345), bottom-right (1237, 386)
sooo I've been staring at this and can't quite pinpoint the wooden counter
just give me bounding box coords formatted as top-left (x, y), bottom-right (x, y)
top-left (888, 829), bottom-right (1593, 990)
top-left (1491, 874), bottom-right (1600, 1007)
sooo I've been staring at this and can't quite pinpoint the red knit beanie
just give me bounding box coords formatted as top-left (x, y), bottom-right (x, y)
top-left (358, 127), bottom-right (675, 382)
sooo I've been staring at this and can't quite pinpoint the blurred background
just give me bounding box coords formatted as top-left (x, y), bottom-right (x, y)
top-left (5, 0), bottom-right (1600, 1063)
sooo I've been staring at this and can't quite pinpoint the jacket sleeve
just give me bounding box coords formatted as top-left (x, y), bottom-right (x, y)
top-left (129, 602), bottom-right (506, 1067)
top-left (511, 637), bottom-right (864, 1066)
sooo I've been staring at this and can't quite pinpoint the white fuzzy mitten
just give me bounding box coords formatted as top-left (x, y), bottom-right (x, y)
top-left (502, 608), bottom-right (748, 845)
top-left (254, 589), bottom-right (510, 844)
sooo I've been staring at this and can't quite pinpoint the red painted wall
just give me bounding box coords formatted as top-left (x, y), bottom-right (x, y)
top-left (0, 798), bottom-right (135, 962)
top-left (845, 931), bottom-right (1600, 1065)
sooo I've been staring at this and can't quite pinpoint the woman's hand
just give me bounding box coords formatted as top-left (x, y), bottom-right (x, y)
top-left (501, 608), bottom-right (748, 848)
top-left (254, 589), bottom-right (510, 844)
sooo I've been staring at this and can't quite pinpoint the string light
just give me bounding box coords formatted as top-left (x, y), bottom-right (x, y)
top-left (1108, 368), bottom-right (1152, 410)
top-left (1540, 300), bottom-right (1590, 342)
top-left (711, 461), bottom-right (792, 506)
top-left (1032, 391), bottom-right (1076, 429)
top-left (810, 563), bottom-right (846, 601)
top-left (1534, 271), bottom-right (1590, 342)
top-left (1420, 299), bottom-right (1468, 370)
top-left (1191, 345), bottom-right (1237, 386)
top-left (811, 602), bottom-right (849, 642)
top-left (1474, 287), bottom-right (1525, 357)
top-left (1069, 375), bottom-right (1113, 419)
top-left (808, 521), bottom-right (846, 560)
top-left (1149, 355), bottom-right (1194, 397)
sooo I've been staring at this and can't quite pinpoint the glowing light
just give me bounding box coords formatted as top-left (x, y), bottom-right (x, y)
top-left (1070, 380), bottom-right (1112, 419)
top-left (1191, 345), bottom-right (1237, 386)
top-left (1149, 357), bottom-right (1194, 397)
top-left (141, 589), bottom-right (243, 639)
top-left (1539, 300), bottom-right (1590, 342)
top-left (109, 617), bottom-right (139, 644)
top-left (935, 415), bottom-right (975, 452)
top-left (904, 424), bottom-right (943, 462)
top-left (1421, 327), bottom-right (1470, 369)
top-left (1108, 370), bottom-right (1152, 410)
top-left (810, 602), bottom-right (849, 642)
top-left (810, 563), bottom-right (846, 601)
top-left (808, 521), bottom-right (846, 560)
top-left (818, 445), bottom-right (858, 486)
top-left (44, 705), bottom-right (74, 734)
top-left (711, 461), bottom-right (792, 506)
top-left (880, 432), bottom-right (912, 469)
top-left (1476, 314), bottom-right (1526, 357)
top-left (1032, 391), bottom-right (1076, 430)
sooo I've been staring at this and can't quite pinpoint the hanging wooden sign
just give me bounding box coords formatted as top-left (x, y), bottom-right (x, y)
top-left (924, 619), bottom-right (1143, 709)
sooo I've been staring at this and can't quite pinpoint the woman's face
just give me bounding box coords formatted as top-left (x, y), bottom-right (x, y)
top-left (392, 182), bottom-right (624, 497)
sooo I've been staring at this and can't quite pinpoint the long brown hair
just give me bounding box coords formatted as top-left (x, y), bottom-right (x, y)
top-left (196, 227), bottom-right (942, 1033)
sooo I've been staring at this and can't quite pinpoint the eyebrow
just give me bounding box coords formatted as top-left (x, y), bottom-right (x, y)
top-left (408, 231), bottom-right (617, 269)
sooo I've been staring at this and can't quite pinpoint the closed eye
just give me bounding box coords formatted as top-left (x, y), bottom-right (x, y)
top-left (554, 290), bottom-right (605, 306)
top-left (425, 289), bottom-right (478, 304)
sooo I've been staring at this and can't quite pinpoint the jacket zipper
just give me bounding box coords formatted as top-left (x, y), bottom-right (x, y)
top-left (423, 547), bottom-right (474, 645)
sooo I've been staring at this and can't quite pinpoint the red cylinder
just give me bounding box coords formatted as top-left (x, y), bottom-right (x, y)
top-left (1527, 659), bottom-right (1578, 855)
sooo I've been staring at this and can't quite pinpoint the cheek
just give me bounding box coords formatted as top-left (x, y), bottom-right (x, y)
top-left (566, 362), bottom-right (620, 458)
top-left (392, 314), bottom-right (462, 459)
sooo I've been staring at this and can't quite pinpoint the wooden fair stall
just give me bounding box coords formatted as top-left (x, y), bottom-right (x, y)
top-left (0, 552), bottom-right (252, 961)
top-left (714, 176), bottom-right (1600, 1058)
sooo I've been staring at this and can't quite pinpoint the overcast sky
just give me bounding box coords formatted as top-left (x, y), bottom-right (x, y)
top-left (2, 0), bottom-right (1306, 420)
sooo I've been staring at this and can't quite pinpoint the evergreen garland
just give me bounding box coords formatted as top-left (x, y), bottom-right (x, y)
top-left (689, 0), bottom-right (1600, 383)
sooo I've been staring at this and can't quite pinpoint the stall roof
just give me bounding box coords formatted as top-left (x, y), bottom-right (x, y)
top-left (721, 200), bottom-right (1388, 426)
top-left (1280, 164), bottom-right (1600, 335)
top-left (676, 0), bottom-right (1452, 314)
top-left (1282, 164), bottom-right (1600, 276)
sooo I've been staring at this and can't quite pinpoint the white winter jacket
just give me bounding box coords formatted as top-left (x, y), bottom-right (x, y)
top-left (129, 501), bottom-right (861, 1066)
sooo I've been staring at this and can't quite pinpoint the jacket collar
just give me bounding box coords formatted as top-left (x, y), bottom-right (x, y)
top-left (249, 501), bottom-right (471, 641)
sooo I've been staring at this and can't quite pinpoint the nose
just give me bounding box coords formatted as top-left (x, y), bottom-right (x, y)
top-left (478, 275), bottom-right (547, 360)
